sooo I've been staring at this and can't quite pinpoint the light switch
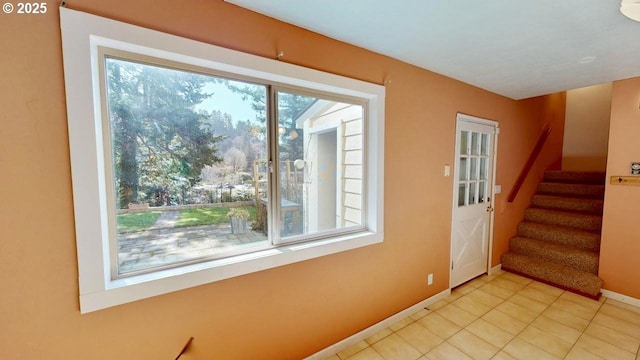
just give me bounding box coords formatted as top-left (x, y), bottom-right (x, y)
top-left (494, 185), bottom-right (502, 194)
top-left (444, 164), bottom-right (450, 177)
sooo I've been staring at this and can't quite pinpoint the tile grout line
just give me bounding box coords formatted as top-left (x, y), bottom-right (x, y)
top-left (559, 295), bottom-right (605, 359)
top-left (440, 272), bottom-right (531, 359)
top-left (472, 274), bottom-right (599, 359)
top-left (488, 277), bottom-right (560, 359)
top-left (338, 271), bottom-right (637, 360)
top-left (444, 272), bottom-right (527, 360)
top-left (406, 274), bottom-right (499, 360)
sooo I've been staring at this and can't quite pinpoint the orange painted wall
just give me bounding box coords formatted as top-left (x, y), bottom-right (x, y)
top-left (562, 83), bottom-right (612, 172)
top-left (491, 93), bottom-right (566, 266)
top-left (599, 77), bottom-right (640, 299)
top-left (0, 1), bottom-right (564, 358)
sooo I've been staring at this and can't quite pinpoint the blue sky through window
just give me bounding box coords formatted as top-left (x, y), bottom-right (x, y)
top-left (197, 81), bottom-right (261, 124)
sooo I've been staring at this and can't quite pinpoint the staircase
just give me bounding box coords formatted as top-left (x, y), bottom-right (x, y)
top-left (501, 170), bottom-right (605, 298)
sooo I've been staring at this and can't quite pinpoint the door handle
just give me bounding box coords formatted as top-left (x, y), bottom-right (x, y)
top-left (486, 206), bottom-right (494, 212)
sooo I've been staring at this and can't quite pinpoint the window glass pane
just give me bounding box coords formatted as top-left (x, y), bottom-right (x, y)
top-left (471, 132), bottom-right (479, 155)
top-left (277, 90), bottom-right (364, 240)
top-left (460, 131), bottom-right (469, 155)
top-left (469, 182), bottom-right (477, 205)
top-left (480, 158), bottom-right (488, 180)
top-left (470, 157), bottom-right (478, 180)
top-left (458, 184), bottom-right (466, 207)
top-left (479, 181), bottom-right (486, 203)
top-left (481, 133), bottom-right (489, 156)
top-left (459, 157), bottom-right (468, 181)
top-left (105, 57), bottom-right (269, 275)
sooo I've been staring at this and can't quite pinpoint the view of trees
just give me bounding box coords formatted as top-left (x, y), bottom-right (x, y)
top-left (225, 81), bottom-right (315, 162)
top-left (106, 58), bottom-right (316, 209)
top-left (276, 91), bottom-right (315, 161)
top-left (106, 58), bottom-right (224, 208)
top-left (198, 109), bottom-right (266, 189)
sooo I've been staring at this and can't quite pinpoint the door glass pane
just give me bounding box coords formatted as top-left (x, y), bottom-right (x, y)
top-left (479, 181), bottom-right (486, 203)
top-left (471, 132), bottom-right (479, 155)
top-left (481, 133), bottom-right (489, 156)
top-left (277, 90), bottom-right (364, 240)
top-left (480, 158), bottom-right (488, 180)
top-left (105, 58), bottom-right (269, 275)
top-left (470, 157), bottom-right (478, 180)
top-left (459, 157), bottom-right (468, 181)
top-left (460, 131), bottom-right (469, 155)
top-left (458, 184), bottom-right (466, 207)
top-left (469, 182), bottom-right (476, 205)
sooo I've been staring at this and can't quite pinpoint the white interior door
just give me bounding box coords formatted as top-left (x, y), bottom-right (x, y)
top-left (451, 115), bottom-right (497, 288)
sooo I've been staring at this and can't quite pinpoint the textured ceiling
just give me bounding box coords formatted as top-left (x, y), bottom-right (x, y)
top-left (226, 0), bottom-right (640, 99)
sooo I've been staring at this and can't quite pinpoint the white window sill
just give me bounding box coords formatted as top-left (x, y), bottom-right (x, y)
top-left (81, 230), bottom-right (382, 313)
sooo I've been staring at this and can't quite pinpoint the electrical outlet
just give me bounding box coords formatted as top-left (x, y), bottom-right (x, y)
top-left (427, 273), bottom-right (434, 286)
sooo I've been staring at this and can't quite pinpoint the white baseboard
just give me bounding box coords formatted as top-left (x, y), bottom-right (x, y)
top-left (601, 288), bottom-right (640, 308)
top-left (304, 288), bottom-right (451, 360)
top-left (489, 264), bottom-right (502, 275)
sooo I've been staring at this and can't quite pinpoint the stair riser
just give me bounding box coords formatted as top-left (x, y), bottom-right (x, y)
top-left (501, 252), bottom-right (602, 297)
top-left (517, 223), bottom-right (600, 252)
top-left (537, 183), bottom-right (605, 198)
top-left (531, 195), bottom-right (604, 214)
top-left (524, 209), bottom-right (602, 232)
top-left (543, 171), bottom-right (606, 185)
top-left (504, 171), bottom-right (605, 298)
top-left (509, 237), bottom-right (599, 274)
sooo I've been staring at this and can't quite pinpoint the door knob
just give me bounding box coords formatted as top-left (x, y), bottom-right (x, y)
top-left (486, 206), bottom-right (494, 212)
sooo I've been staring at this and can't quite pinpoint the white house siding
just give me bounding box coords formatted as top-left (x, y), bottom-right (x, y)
top-left (341, 114), bottom-right (363, 227)
top-left (300, 101), bottom-right (364, 231)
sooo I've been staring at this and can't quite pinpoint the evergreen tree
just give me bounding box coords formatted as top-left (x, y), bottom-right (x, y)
top-left (106, 58), bottom-right (223, 208)
top-left (224, 81), bottom-right (315, 161)
top-left (276, 92), bottom-right (316, 161)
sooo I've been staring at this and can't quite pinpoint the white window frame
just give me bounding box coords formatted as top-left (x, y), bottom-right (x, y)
top-left (60, 8), bottom-right (385, 313)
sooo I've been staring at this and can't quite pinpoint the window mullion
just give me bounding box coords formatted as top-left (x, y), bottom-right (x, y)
top-left (268, 86), bottom-right (282, 244)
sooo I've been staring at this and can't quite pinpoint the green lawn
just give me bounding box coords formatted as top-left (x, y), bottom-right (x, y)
top-left (175, 206), bottom-right (257, 228)
top-left (117, 211), bottom-right (162, 233)
top-left (116, 206), bottom-right (257, 232)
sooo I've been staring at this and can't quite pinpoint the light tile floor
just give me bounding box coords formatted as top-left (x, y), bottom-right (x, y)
top-left (325, 270), bottom-right (640, 360)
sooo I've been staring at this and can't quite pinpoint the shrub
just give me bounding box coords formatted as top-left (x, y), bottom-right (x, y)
top-left (227, 208), bottom-right (250, 220)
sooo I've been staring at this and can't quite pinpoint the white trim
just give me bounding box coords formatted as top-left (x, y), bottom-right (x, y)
top-left (60, 8), bottom-right (385, 313)
top-left (601, 289), bottom-right (640, 308)
top-left (489, 264), bottom-right (502, 275)
top-left (457, 113), bottom-right (499, 127)
top-left (304, 289), bottom-right (451, 360)
top-left (488, 120), bottom-right (499, 276)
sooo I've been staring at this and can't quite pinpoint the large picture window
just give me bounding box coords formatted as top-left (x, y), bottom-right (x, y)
top-left (61, 8), bottom-right (383, 312)
top-left (104, 54), bottom-right (367, 277)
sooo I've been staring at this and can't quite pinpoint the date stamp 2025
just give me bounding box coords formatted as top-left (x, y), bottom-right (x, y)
top-left (3, 2), bottom-right (48, 14)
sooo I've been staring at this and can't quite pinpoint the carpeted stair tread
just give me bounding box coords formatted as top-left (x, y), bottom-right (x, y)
top-left (517, 222), bottom-right (600, 252)
top-left (503, 171), bottom-right (604, 298)
top-left (531, 194), bottom-right (604, 214)
top-left (537, 182), bottom-right (605, 199)
top-left (501, 252), bottom-right (602, 297)
top-left (524, 208), bottom-right (602, 232)
top-left (543, 171), bottom-right (606, 184)
top-left (509, 237), bottom-right (599, 274)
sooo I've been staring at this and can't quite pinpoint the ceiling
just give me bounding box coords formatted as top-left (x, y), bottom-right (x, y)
top-left (226, 0), bottom-right (640, 100)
